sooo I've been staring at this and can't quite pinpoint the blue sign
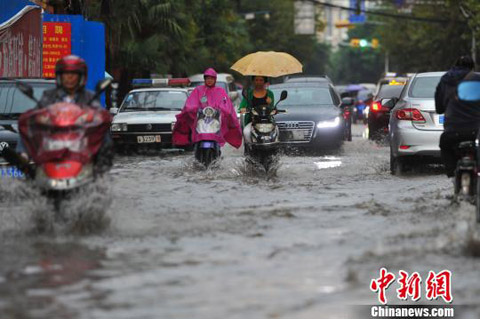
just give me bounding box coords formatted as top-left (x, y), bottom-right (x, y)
top-left (349, 0), bottom-right (366, 24)
top-left (43, 14), bottom-right (106, 106)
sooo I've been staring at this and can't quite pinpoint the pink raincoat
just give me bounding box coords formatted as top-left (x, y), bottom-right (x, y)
top-left (173, 74), bottom-right (242, 148)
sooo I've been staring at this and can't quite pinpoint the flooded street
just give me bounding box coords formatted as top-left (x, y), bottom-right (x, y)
top-left (1, 124), bottom-right (480, 319)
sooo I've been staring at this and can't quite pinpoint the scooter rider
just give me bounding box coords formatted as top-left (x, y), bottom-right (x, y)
top-left (172, 68), bottom-right (242, 149)
top-left (238, 76), bottom-right (275, 145)
top-left (435, 55), bottom-right (480, 178)
top-left (16, 55), bottom-right (113, 173)
top-left (38, 55), bottom-right (102, 109)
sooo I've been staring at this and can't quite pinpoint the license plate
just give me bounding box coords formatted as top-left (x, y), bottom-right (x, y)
top-left (292, 130), bottom-right (307, 140)
top-left (200, 141), bottom-right (214, 148)
top-left (137, 135), bottom-right (161, 143)
top-left (435, 115), bottom-right (444, 125)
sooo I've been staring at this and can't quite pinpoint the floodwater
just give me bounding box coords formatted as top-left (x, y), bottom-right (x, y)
top-left (0, 124), bottom-right (479, 319)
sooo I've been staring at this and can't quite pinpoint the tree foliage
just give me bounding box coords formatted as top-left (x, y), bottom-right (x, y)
top-left (376, 0), bottom-right (472, 73)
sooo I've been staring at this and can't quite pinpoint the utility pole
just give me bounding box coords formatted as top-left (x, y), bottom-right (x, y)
top-left (385, 51), bottom-right (390, 74)
top-left (459, 4), bottom-right (478, 67)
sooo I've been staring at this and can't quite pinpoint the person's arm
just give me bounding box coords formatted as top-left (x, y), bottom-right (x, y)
top-left (267, 90), bottom-right (276, 114)
top-left (239, 97), bottom-right (247, 113)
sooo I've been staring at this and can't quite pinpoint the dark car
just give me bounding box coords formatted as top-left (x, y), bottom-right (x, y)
top-left (367, 82), bottom-right (406, 140)
top-left (0, 79), bottom-right (55, 160)
top-left (269, 82), bottom-right (345, 151)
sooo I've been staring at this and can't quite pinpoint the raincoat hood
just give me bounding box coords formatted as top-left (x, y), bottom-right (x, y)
top-left (204, 68), bottom-right (217, 79)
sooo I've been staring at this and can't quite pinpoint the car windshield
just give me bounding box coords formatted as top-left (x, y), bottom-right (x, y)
top-left (409, 76), bottom-right (442, 98)
top-left (377, 84), bottom-right (405, 99)
top-left (271, 87), bottom-right (333, 106)
top-left (357, 89), bottom-right (372, 101)
top-left (190, 81), bottom-right (228, 91)
top-left (121, 90), bottom-right (187, 111)
top-left (0, 82), bottom-right (54, 116)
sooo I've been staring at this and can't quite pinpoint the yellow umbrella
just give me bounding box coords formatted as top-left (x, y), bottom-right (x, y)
top-left (230, 51), bottom-right (303, 77)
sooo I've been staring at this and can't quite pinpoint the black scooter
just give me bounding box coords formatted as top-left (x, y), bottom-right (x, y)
top-left (243, 90), bottom-right (288, 172)
top-left (453, 79), bottom-right (480, 222)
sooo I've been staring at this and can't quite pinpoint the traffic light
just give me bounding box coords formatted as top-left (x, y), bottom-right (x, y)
top-left (349, 38), bottom-right (380, 49)
top-left (350, 38), bottom-right (360, 47)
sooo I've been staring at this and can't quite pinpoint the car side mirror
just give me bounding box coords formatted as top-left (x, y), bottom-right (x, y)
top-left (16, 81), bottom-right (38, 103)
top-left (110, 107), bottom-right (119, 115)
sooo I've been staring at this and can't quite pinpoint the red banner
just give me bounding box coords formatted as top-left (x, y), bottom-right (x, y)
top-left (42, 22), bottom-right (72, 78)
top-left (0, 7), bottom-right (42, 78)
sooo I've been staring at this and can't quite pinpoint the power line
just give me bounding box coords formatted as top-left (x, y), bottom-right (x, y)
top-left (308, 0), bottom-right (456, 24)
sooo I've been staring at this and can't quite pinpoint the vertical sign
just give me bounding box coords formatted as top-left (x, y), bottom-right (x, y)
top-left (294, 1), bottom-right (315, 35)
top-left (42, 22), bottom-right (71, 78)
top-left (0, 7), bottom-right (42, 77)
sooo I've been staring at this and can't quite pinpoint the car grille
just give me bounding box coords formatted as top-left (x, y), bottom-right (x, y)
top-left (277, 121), bottom-right (315, 142)
top-left (127, 123), bottom-right (172, 132)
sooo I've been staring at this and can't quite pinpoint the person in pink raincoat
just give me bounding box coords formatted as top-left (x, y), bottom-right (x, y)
top-left (173, 68), bottom-right (242, 148)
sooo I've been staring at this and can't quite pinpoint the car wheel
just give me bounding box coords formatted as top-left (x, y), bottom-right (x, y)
top-left (390, 148), bottom-right (412, 175)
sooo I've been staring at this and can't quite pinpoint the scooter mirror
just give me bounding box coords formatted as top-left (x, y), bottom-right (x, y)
top-left (16, 81), bottom-right (36, 101)
top-left (280, 90), bottom-right (288, 101)
top-left (242, 88), bottom-right (248, 99)
top-left (96, 78), bottom-right (113, 94)
top-left (87, 78), bottom-right (113, 105)
top-left (458, 80), bottom-right (480, 102)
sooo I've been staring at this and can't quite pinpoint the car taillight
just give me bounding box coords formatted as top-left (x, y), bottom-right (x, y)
top-left (396, 108), bottom-right (426, 123)
top-left (371, 102), bottom-right (382, 112)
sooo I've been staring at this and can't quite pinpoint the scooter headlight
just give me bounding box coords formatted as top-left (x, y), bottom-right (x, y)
top-left (203, 107), bottom-right (215, 117)
top-left (255, 123), bottom-right (275, 133)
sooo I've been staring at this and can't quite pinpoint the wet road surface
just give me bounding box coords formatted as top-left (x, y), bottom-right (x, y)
top-left (0, 124), bottom-right (479, 319)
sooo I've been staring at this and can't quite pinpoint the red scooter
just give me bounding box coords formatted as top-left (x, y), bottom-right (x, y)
top-left (2, 79), bottom-right (112, 212)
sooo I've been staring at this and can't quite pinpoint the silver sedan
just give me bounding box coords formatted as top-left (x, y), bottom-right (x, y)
top-left (389, 72), bottom-right (445, 174)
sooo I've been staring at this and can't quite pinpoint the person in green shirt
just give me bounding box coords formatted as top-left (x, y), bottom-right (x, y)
top-left (238, 76), bottom-right (275, 145)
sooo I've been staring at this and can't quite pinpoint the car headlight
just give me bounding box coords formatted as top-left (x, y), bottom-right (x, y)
top-left (317, 117), bottom-right (341, 129)
top-left (255, 123), bottom-right (275, 133)
top-left (111, 123), bottom-right (127, 131)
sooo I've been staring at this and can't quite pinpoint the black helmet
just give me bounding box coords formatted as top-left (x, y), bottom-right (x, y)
top-left (454, 55), bottom-right (475, 70)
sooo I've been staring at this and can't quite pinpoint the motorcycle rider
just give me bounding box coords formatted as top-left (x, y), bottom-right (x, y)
top-left (172, 68), bottom-right (242, 149)
top-left (17, 55), bottom-right (113, 173)
top-left (435, 55), bottom-right (480, 178)
top-left (238, 76), bottom-right (275, 145)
